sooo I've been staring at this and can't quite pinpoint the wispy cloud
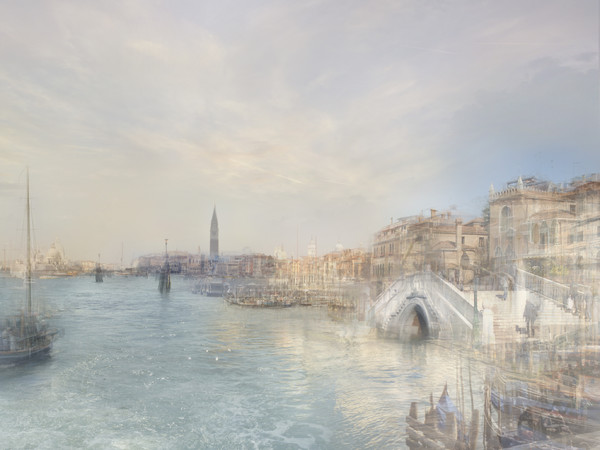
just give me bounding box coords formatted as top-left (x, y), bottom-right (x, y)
top-left (0, 0), bottom-right (597, 260)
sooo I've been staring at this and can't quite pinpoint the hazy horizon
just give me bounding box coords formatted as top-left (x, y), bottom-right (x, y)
top-left (1, 1), bottom-right (598, 264)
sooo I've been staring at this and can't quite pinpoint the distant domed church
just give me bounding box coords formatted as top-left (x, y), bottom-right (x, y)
top-left (210, 205), bottom-right (219, 260)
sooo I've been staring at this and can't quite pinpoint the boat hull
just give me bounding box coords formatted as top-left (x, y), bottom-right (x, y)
top-left (0, 342), bottom-right (52, 364)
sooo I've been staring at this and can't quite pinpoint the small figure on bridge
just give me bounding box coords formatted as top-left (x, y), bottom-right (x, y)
top-left (523, 300), bottom-right (540, 337)
top-left (501, 276), bottom-right (508, 300)
top-left (566, 295), bottom-right (574, 313)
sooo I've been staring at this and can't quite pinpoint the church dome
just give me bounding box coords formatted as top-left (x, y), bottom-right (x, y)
top-left (46, 240), bottom-right (65, 264)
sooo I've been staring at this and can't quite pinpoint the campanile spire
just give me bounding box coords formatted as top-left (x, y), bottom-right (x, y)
top-left (210, 205), bottom-right (219, 259)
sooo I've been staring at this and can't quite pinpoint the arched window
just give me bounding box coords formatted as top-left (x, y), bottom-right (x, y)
top-left (500, 206), bottom-right (512, 234)
top-left (531, 223), bottom-right (540, 244)
top-left (460, 252), bottom-right (470, 270)
top-left (550, 220), bottom-right (559, 246)
top-left (540, 222), bottom-right (548, 248)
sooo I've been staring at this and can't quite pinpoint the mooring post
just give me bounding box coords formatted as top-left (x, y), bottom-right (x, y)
top-left (445, 412), bottom-right (458, 441)
top-left (468, 409), bottom-right (479, 450)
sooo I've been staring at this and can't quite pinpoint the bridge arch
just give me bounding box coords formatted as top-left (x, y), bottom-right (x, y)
top-left (386, 293), bottom-right (438, 340)
top-left (370, 273), bottom-right (474, 342)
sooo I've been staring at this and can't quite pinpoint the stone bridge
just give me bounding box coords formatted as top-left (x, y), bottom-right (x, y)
top-left (367, 272), bottom-right (480, 341)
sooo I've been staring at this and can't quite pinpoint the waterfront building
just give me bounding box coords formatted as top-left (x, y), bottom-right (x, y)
top-left (372, 216), bottom-right (419, 281)
top-left (322, 247), bottom-right (371, 284)
top-left (219, 253), bottom-right (276, 278)
top-left (134, 251), bottom-right (192, 274)
top-left (488, 174), bottom-right (600, 286)
top-left (201, 253), bottom-right (276, 278)
top-left (407, 211), bottom-right (487, 284)
top-left (10, 238), bottom-right (73, 277)
top-left (210, 205), bottom-right (219, 260)
top-left (272, 244), bottom-right (370, 289)
top-left (274, 245), bottom-right (287, 260)
top-left (371, 212), bottom-right (487, 285)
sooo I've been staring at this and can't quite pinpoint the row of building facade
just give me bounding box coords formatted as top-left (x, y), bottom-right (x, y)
top-left (131, 173), bottom-right (600, 296)
top-left (17, 175), bottom-right (598, 294)
top-left (372, 174), bottom-right (600, 290)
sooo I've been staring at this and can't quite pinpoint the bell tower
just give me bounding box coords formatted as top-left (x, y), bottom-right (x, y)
top-left (210, 205), bottom-right (219, 259)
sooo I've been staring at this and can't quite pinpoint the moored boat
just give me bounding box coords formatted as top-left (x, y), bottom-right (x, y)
top-left (484, 343), bottom-right (600, 448)
top-left (0, 169), bottom-right (58, 364)
top-left (158, 239), bottom-right (171, 294)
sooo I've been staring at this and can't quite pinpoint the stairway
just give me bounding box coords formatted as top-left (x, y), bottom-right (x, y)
top-left (470, 288), bottom-right (586, 345)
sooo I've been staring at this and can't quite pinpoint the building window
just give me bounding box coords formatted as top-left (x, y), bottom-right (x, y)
top-left (531, 223), bottom-right (540, 244)
top-left (500, 206), bottom-right (512, 233)
top-left (460, 252), bottom-right (470, 269)
top-left (461, 236), bottom-right (465, 244)
top-left (479, 237), bottom-right (485, 247)
top-left (570, 204), bottom-right (576, 214)
top-left (550, 220), bottom-right (559, 246)
top-left (540, 222), bottom-right (548, 248)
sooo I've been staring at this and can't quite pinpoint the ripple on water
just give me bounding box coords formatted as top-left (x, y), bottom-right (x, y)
top-left (0, 276), bottom-right (487, 449)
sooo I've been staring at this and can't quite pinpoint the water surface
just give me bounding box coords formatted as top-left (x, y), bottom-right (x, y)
top-left (0, 275), bottom-right (485, 449)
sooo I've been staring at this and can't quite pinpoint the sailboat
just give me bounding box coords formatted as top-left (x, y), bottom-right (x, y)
top-left (0, 169), bottom-right (58, 363)
top-left (158, 239), bottom-right (171, 294)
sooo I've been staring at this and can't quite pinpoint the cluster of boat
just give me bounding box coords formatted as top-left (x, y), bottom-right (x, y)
top-left (225, 295), bottom-right (295, 308)
top-left (485, 344), bottom-right (600, 448)
top-left (406, 341), bottom-right (600, 449)
top-left (223, 284), bottom-right (354, 309)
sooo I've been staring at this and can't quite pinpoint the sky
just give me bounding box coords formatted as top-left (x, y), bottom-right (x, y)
top-left (0, 0), bottom-right (598, 264)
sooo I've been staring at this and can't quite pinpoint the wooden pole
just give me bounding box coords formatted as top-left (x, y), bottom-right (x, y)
top-left (460, 360), bottom-right (466, 438)
top-left (445, 412), bottom-right (458, 441)
top-left (468, 409), bottom-right (479, 450)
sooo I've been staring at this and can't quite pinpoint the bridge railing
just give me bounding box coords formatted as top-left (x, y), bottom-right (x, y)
top-left (515, 268), bottom-right (570, 309)
top-left (428, 272), bottom-right (478, 324)
top-left (520, 268), bottom-right (596, 307)
top-left (367, 271), bottom-right (481, 328)
top-left (367, 275), bottom-right (411, 325)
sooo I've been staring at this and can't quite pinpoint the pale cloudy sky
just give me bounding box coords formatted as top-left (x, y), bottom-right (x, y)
top-left (0, 0), bottom-right (598, 264)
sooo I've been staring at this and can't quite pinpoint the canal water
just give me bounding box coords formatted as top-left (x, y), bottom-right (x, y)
top-left (0, 275), bottom-right (487, 449)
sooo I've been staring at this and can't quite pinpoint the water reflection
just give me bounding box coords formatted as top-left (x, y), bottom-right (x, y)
top-left (1, 276), bottom-right (491, 448)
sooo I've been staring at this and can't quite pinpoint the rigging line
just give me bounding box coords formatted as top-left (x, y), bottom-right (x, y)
top-left (460, 358), bottom-right (466, 436)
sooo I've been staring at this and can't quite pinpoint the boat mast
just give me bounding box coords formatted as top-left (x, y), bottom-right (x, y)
top-left (26, 167), bottom-right (32, 316)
